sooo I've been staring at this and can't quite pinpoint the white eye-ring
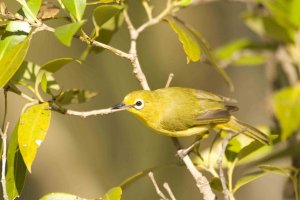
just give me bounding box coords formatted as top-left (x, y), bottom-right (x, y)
top-left (134, 99), bottom-right (144, 110)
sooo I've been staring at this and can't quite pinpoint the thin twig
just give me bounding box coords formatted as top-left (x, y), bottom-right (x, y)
top-left (136, 0), bottom-right (173, 34)
top-left (163, 183), bottom-right (176, 200)
top-left (148, 172), bottom-right (169, 200)
top-left (1, 122), bottom-right (10, 200)
top-left (51, 105), bottom-right (126, 118)
top-left (165, 73), bottom-right (174, 88)
top-left (174, 138), bottom-right (216, 200)
top-left (217, 132), bottom-right (237, 200)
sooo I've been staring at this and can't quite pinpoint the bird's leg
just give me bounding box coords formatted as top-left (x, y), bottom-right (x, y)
top-left (175, 139), bottom-right (202, 159)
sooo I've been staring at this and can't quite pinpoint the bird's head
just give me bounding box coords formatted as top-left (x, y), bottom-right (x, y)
top-left (112, 90), bottom-right (156, 119)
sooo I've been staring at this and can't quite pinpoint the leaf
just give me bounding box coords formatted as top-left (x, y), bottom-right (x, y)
top-left (175, 18), bottom-right (234, 91)
top-left (167, 19), bottom-right (201, 63)
top-left (56, 89), bottom-right (97, 105)
top-left (93, 4), bottom-right (123, 33)
top-left (273, 84), bottom-right (300, 140)
top-left (225, 137), bottom-right (241, 163)
top-left (6, 122), bottom-right (27, 200)
top-left (102, 187), bottom-right (122, 200)
top-left (40, 73), bottom-right (48, 93)
top-left (37, 2), bottom-right (60, 20)
top-left (18, 102), bottom-right (51, 173)
top-left (238, 140), bottom-right (264, 161)
top-left (259, 165), bottom-right (298, 177)
top-left (209, 177), bottom-right (222, 192)
top-left (40, 193), bottom-right (85, 200)
top-left (61, 0), bottom-right (86, 21)
top-left (88, 12), bottom-right (124, 55)
top-left (0, 35), bottom-right (31, 87)
top-left (216, 38), bottom-right (252, 60)
top-left (259, 0), bottom-right (300, 29)
top-left (176, 0), bottom-right (192, 7)
top-left (54, 21), bottom-right (85, 46)
top-left (10, 61), bottom-right (60, 92)
top-left (23, 0), bottom-right (42, 19)
top-left (41, 58), bottom-right (81, 73)
top-left (233, 171), bottom-right (266, 193)
top-left (243, 13), bottom-right (295, 43)
top-left (0, 21), bottom-right (31, 60)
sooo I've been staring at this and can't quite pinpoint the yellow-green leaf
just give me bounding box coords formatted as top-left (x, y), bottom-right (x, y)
top-left (0, 35), bottom-right (31, 87)
top-left (167, 19), bottom-right (200, 63)
top-left (93, 5), bottom-right (123, 31)
top-left (102, 187), bottom-right (122, 200)
top-left (18, 102), bottom-right (51, 173)
top-left (42, 58), bottom-right (81, 73)
top-left (273, 84), bottom-right (300, 140)
top-left (54, 21), bottom-right (85, 46)
top-left (40, 193), bottom-right (85, 200)
top-left (233, 171), bottom-right (266, 193)
top-left (61, 0), bottom-right (86, 21)
top-left (6, 122), bottom-right (27, 200)
top-left (56, 89), bottom-right (97, 105)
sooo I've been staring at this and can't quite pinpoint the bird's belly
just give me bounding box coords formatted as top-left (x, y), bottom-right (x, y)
top-left (153, 125), bottom-right (210, 137)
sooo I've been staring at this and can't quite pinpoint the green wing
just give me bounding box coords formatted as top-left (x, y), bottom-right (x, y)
top-left (158, 88), bottom-right (238, 131)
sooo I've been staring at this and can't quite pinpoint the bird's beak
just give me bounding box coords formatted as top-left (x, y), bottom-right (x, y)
top-left (112, 103), bottom-right (132, 110)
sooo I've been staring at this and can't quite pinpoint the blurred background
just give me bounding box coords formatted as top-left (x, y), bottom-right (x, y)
top-left (0, 0), bottom-right (287, 199)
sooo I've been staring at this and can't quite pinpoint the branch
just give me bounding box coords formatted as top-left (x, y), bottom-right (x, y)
top-left (149, 172), bottom-right (176, 200)
top-left (163, 183), bottom-right (176, 200)
top-left (51, 105), bottom-right (125, 118)
top-left (1, 122), bottom-right (10, 200)
top-left (173, 138), bottom-right (216, 200)
top-left (217, 132), bottom-right (237, 200)
top-left (165, 73), bottom-right (174, 88)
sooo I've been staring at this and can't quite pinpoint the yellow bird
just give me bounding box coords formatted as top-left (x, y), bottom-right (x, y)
top-left (113, 87), bottom-right (269, 144)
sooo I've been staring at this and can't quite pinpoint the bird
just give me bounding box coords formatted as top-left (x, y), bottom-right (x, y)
top-left (113, 87), bottom-right (269, 144)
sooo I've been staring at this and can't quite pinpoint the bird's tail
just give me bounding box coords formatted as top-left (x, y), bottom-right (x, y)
top-left (218, 117), bottom-right (270, 145)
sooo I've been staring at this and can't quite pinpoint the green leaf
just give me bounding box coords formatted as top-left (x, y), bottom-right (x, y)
top-left (243, 13), bottom-right (295, 43)
top-left (233, 171), bottom-right (266, 193)
top-left (102, 187), bottom-right (122, 200)
top-left (0, 21), bottom-right (30, 60)
top-left (259, 165), bottom-right (298, 177)
top-left (18, 102), bottom-right (51, 173)
top-left (273, 84), bottom-right (300, 140)
top-left (88, 12), bottom-right (124, 55)
top-left (10, 61), bottom-right (60, 92)
top-left (61, 0), bottom-right (86, 21)
top-left (40, 73), bottom-right (48, 93)
top-left (93, 5), bottom-right (123, 33)
top-left (42, 58), bottom-right (81, 73)
top-left (176, 19), bottom-right (234, 91)
top-left (259, 0), bottom-right (300, 29)
top-left (176, 0), bottom-right (192, 7)
top-left (56, 89), bottom-right (97, 105)
top-left (54, 21), bottom-right (85, 46)
top-left (21, 0), bottom-right (42, 21)
top-left (40, 193), bottom-right (85, 200)
top-left (6, 122), bottom-right (27, 200)
top-left (0, 35), bottom-right (31, 88)
top-left (209, 177), bottom-right (222, 192)
top-left (216, 38), bottom-right (252, 60)
top-left (238, 140), bottom-right (264, 161)
top-left (225, 137), bottom-right (241, 163)
top-left (26, 0), bottom-right (42, 16)
top-left (289, 0), bottom-right (300, 27)
top-left (167, 19), bottom-right (201, 63)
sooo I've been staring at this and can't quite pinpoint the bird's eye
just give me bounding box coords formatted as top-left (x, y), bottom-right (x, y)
top-left (134, 99), bottom-right (144, 110)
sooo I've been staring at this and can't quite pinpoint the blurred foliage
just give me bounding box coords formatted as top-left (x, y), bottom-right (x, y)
top-left (0, 0), bottom-right (299, 199)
